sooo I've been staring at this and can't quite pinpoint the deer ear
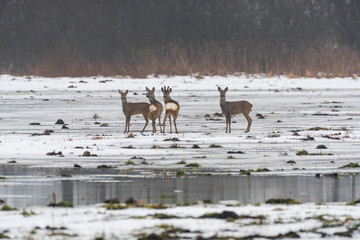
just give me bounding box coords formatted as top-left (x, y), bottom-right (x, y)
top-left (146, 87), bottom-right (149, 91)
top-left (125, 90), bottom-right (128, 94)
top-left (169, 88), bottom-right (172, 93)
top-left (152, 87), bottom-right (155, 91)
top-left (118, 89), bottom-right (122, 94)
top-left (161, 87), bottom-right (164, 92)
top-left (224, 87), bottom-right (228, 92)
top-left (218, 87), bottom-right (222, 92)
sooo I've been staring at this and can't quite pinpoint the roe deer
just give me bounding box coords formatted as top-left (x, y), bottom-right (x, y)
top-left (218, 87), bottom-right (253, 133)
top-left (161, 86), bottom-right (180, 133)
top-left (145, 87), bottom-right (163, 133)
top-left (118, 89), bottom-right (151, 133)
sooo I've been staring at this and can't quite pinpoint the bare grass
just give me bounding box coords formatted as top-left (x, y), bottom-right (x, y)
top-left (17, 45), bottom-right (360, 78)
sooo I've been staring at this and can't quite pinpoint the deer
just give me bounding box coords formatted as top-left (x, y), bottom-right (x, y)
top-left (161, 86), bottom-right (180, 134)
top-left (118, 89), bottom-right (151, 133)
top-left (218, 87), bottom-right (253, 133)
top-left (145, 87), bottom-right (164, 133)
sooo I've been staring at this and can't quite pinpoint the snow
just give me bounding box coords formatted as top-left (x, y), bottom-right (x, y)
top-left (1, 202), bottom-right (360, 239)
top-left (1, 74), bottom-right (360, 239)
top-left (0, 74), bottom-right (359, 174)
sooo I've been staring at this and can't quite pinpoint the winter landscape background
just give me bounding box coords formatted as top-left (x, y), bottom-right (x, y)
top-left (1, 1), bottom-right (360, 239)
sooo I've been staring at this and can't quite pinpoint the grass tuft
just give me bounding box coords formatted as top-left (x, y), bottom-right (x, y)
top-left (169, 143), bottom-right (180, 148)
top-left (265, 198), bottom-right (301, 205)
top-left (346, 199), bottom-right (360, 205)
top-left (125, 160), bottom-right (136, 166)
top-left (307, 127), bottom-right (330, 131)
top-left (21, 210), bottom-right (36, 216)
top-left (339, 163), bottom-right (360, 169)
top-left (296, 150), bottom-right (308, 156)
top-left (105, 203), bottom-right (127, 210)
top-left (209, 144), bottom-right (222, 148)
top-left (48, 200), bottom-right (73, 208)
top-left (176, 160), bottom-right (186, 165)
top-left (0, 233), bottom-right (10, 239)
top-left (176, 169), bottom-right (186, 177)
top-left (185, 163), bottom-right (200, 168)
top-left (1, 204), bottom-right (17, 211)
top-left (256, 168), bottom-right (270, 172)
top-left (56, 201), bottom-right (73, 208)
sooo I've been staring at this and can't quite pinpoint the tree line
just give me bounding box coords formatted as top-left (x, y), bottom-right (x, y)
top-left (1, 0), bottom-right (360, 77)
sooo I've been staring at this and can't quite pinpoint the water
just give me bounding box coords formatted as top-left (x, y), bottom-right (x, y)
top-left (1, 166), bottom-right (359, 208)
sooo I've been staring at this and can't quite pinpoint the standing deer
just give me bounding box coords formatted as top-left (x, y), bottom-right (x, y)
top-left (218, 87), bottom-right (253, 133)
top-left (161, 86), bottom-right (180, 134)
top-left (145, 87), bottom-right (163, 133)
top-left (118, 89), bottom-right (151, 133)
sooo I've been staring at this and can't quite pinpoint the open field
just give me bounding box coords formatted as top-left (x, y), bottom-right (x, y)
top-left (0, 74), bottom-right (359, 175)
top-left (1, 74), bottom-right (360, 239)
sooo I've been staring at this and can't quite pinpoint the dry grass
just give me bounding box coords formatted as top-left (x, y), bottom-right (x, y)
top-left (13, 45), bottom-right (360, 78)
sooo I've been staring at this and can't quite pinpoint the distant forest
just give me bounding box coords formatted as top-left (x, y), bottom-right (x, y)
top-left (1, 0), bottom-right (360, 77)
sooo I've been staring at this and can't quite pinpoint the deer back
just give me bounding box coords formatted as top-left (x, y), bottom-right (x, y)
top-left (123, 102), bottom-right (150, 116)
top-left (222, 100), bottom-right (252, 115)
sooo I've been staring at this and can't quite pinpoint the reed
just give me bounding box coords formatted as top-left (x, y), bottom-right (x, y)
top-left (16, 44), bottom-right (360, 78)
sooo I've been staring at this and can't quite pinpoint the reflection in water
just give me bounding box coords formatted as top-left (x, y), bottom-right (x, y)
top-left (1, 167), bottom-right (360, 208)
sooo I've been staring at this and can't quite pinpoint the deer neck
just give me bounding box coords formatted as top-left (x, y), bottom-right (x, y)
top-left (163, 97), bottom-right (171, 103)
top-left (121, 99), bottom-right (127, 107)
top-left (220, 97), bottom-right (226, 106)
top-left (149, 97), bottom-right (157, 104)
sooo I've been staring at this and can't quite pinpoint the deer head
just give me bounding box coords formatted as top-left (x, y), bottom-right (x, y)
top-left (218, 87), bottom-right (228, 99)
top-left (118, 89), bottom-right (129, 103)
top-left (161, 86), bottom-right (172, 102)
top-left (145, 87), bottom-right (156, 101)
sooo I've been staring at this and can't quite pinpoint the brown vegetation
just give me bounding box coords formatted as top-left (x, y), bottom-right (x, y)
top-left (20, 45), bottom-right (360, 78)
top-left (1, 1), bottom-right (360, 77)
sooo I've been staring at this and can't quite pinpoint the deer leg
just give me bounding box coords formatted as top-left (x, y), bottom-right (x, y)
top-left (141, 114), bottom-right (149, 133)
top-left (168, 114), bottom-right (173, 134)
top-left (162, 112), bottom-right (169, 134)
top-left (162, 113), bottom-right (166, 134)
top-left (225, 116), bottom-right (227, 133)
top-left (124, 118), bottom-right (127, 133)
top-left (173, 113), bottom-right (179, 134)
top-left (151, 117), bottom-right (156, 133)
top-left (228, 114), bottom-right (232, 133)
top-left (124, 116), bottom-right (130, 133)
top-left (244, 114), bottom-right (252, 133)
top-left (127, 116), bottom-right (131, 133)
top-left (158, 116), bottom-right (163, 133)
top-left (225, 115), bottom-right (229, 133)
top-left (225, 114), bottom-right (232, 133)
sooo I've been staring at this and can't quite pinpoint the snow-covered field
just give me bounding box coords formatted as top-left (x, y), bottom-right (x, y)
top-left (1, 74), bottom-right (360, 239)
top-left (0, 74), bottom-right (359, 174)
top-left (1, 201), bottom-right (360, 240)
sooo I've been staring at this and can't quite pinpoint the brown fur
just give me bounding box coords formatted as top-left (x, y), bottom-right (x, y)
top-left (118, 89), bottom-right (151, 133)
top-left (218, 87), bottom-right (253, 133)
top-left (161, 86), bottom-right (180, 134)
top-left (145, 87), bottom-right (164, 133)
